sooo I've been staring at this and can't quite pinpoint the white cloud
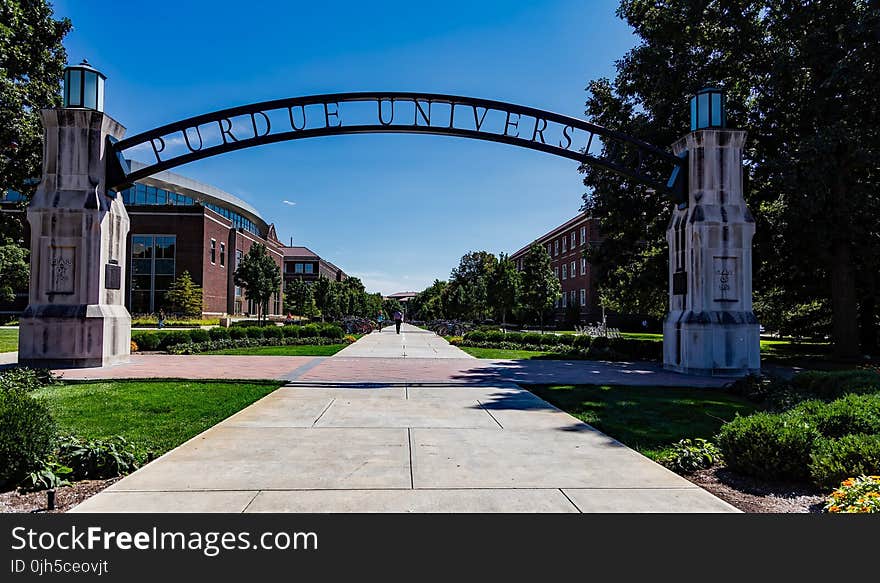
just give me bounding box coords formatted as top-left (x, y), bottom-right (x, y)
top-left (282, 200), bottom-right (297, 206)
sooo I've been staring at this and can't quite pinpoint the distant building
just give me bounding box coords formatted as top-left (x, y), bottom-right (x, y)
top-left (282, 246), bottom-right (347, 285)
top-left (385, 291), bottom-right (417, 303)
top-left (509, 212), bottom-right (602, 324)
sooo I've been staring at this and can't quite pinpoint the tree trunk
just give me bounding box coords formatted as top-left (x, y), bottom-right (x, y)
top-left (830, 239), bottom-right (860, 359)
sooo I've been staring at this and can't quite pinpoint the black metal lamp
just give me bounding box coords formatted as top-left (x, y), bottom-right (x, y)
top-left (690, 87), bottom-right (725, 131)
top-left (63, 59), bottom-right (106, 112)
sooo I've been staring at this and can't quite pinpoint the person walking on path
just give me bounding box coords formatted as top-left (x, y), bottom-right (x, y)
top-left (393, 309), bottom-right (403, 334)
top-left (377, 312), bottom-right (384, 333)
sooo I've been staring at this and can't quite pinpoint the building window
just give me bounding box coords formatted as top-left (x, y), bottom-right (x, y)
top-left (581, 257), bottom-right (587, 275)
top-left (220, 242), bottom-right (225, 267)
top-left (294, 263), bottom-right (304, 274)
top-left (571, 261), bottom-right (576, 278)
top-left (130, 235), bottom-right (176, 314)
top-left (580, 288), bottom-right (586, 307)
top-left (581, 226), bottom-right (586, 245)
top-left (562, 264), bottom-right (567, 279)
top-left (562, 237), bottom-right (567, 253)
top-left (571, 232), bottom-right (576, 248)
top-left (210, 239), bottom-right (216, 264)
top-left (562, 293), bottom-right (567, 308)
top-left (554, 267), bottom-right (559, 279)
top-left (571, 290), bottom-right (577, 306)
top-left (554, 240), bottom-right (558, 256)
top-left (304, 263), bottom-right (314, 274)
top-left (547, 243), bottom-right (552, 256)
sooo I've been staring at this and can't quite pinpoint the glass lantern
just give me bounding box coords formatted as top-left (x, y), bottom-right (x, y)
top-left (63, 59), bottom-right (106, 112)
top-left (690, 87), bottom-right (725, 131)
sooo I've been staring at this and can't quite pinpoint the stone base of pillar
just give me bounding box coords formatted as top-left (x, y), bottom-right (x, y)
top-left (663, 312), bottom-right (760, 376)
top-left (18, 304), bottom-right (131, 369)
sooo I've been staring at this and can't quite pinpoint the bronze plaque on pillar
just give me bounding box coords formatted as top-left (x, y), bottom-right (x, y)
top-left (105, 261), bottom-right (121, 290)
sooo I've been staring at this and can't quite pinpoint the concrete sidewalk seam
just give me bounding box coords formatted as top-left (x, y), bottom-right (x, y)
top-left (312, 399), bottom-right (335, 426)
top-left (559, 488), bottom-right (583, 513)
top-left (477, 400), bottom-right (504, 429)
top-left (241, 491), bottom-right (261, 513)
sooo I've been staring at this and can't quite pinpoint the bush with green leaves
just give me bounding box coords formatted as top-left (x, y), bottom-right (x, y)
top-left (522, 332), bottom-right (544, 345)
top-left (465, 330), bottom-right (487, 342)
top-left (57, 435), bottom-right (140, 480)
top-left (791, 369), bottom-right (880, 400)
top-left (281, 325), bottom-right (300, 338)
top-left (0, 385), bottom-right (57, 488)
top-left (0, 367), bottom-right (59, 393)
top-left (229, 327), bottom-right (248, 340)
top-left (131, 330), bottom-right (161, 351)
top-left (300, 323), bottom-right (320, 338)
top-left (504, 331), bottom-right (524, 344)
top-left (717, 411), bottom-right (820, 481)
top-left (159, 330), bottom-right (191, 349)
top-left (573, 335), bottom-right (592, 350)
top-left (165, 336), bottom-right (344, 355)
top-left (20, 458), bottom-right (72, 492)
top-left (484, 330), bottom-right (504, 343)
top-left (794, 394), bottom-right (880, 439)
top-left (244, 327), bottom-right (264, 339)
top-left (319, 324), bottom-right (344, 339)
top-left (263, 326), bottom-right (283, 339)
top-left (539, 334), bottom-right (561, 347)
top-left (208, 327), bottom-right (231, 341)
top-left (189, 328), bottom-right (210, 343)
top-left (809, 434), bottom-right (880, 489)
top-left (660, 438), bottom-right (723, 474)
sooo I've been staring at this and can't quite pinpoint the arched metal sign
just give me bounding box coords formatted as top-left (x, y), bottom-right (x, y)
top-left (107, 92), bottom-right (686, 201)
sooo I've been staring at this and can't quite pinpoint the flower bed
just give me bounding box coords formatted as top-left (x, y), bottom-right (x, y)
top-left (455, 331), bottom-right (662, 361)
top-left (164, 336), bottom-right (346, 355)
top-left (824, 475), bottom-right (880, 513)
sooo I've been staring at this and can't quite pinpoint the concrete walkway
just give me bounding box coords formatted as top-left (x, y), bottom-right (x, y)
top-left (71, 326), bottom-right (737, 513)
top-left (334, 323), bottom-right (472, 358)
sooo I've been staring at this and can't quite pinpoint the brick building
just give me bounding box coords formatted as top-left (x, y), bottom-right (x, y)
top-left (2, 161), bottom-right (348, 319)
top-left (509, 212), bottom-right (602, 324)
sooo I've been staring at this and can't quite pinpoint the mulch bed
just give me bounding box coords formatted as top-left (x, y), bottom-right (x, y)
top-left (0, 478), bottom-right (119, 514)
top-left (685, 467), bottom-right (826, 513)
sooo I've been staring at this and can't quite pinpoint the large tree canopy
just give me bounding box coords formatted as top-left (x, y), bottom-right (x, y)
top-left (583, 0), bottom-right (880, 357)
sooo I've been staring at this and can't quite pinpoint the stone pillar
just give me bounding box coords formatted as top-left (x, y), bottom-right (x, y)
top-left (662, 129), bottom-right (760, 376)
top-left (18, 109), bottom-right (131, 368)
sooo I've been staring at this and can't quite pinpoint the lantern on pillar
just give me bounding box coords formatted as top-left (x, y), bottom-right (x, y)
top-left (62, 59), bottom-right (106, 112)
top-left (690, 87), bottom-right (725, 131)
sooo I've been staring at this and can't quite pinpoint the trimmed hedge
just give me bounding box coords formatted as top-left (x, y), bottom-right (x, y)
top-left (791, 370), bottom-right (880, 399)
top-left (132, 324), bottom-right (347, 353)
top-left (718, 393), bottom-right (880, 485)
top-left (810, 434), bottom-right (880, 489)
top-left (166, 336), bottom-right (344, 355)
top-left (458, 332), bottom-right (661, 361)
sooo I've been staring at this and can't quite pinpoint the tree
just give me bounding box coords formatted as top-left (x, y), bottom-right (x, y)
top-left (284, 278), bottom-right (317, 318)
top-left (233, 244), bottom-right (281, 325)
top-left (0, 237), bottom-right (28, 303)
top-left (163, 270), bottom-right (203, 316)
top-left (520, 243), bottom-right (561, 330)
top-left (446, 251), bottom-right (498, 321)
top-left (383, 298), bottom-right (402, 319)
top-left (488, 253), bottom-right (521, 324)
top-left (0, 0), bottom-right (71, 200)
top-left (410, 280), bottom-right (447, 321)
top-left (581, 0), bottom-right (880, 357)
top-left (313, 276), bottom-right (334, 321)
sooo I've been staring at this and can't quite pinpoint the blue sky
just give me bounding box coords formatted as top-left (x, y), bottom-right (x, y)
top-left (54, 0), bottom-right (634, 295)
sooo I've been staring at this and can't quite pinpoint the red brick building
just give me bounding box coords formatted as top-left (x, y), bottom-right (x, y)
top-left (509, 212), bottom-right (602, 324)
top-left (282, 246), bottom-right (347, 287)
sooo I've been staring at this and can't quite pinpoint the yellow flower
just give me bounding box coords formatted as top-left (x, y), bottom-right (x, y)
top-left (827, 505), bottom-right (840, 512)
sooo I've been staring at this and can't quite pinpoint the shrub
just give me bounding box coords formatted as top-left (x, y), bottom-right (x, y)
top-left (810, 435), bottom-right (880, 489)
top-left (573, 335), bottom-right (592, 350)
top-left (130, 340), bottom-right (139, 352)
top-left (159, 330), bottom-right (191, 349)
top-left (300, 324), bottom-right (320, 338)
top-left (557, 334), bottom-right (576, 346)
top-left (466, 330), bottom-right (487, 342)
top-left (209, 327), bottom-right (231, 341)
top-left (717, 411), bottom-right (820, 481)
top-left (504, 332), bottom-right (524, 344)
top-left (189, 328), bottom-right (210, 343)
top-left (0, 368), bottom-right (58, 393)
top-left (57, 435), bottom-right (140, 480)
top-left (522, 332), bottom-right (543, 345)
top-left (794, 394), bottom-right (880, 439)
top-left (131, 330), bottom-right (161, 351)
top-left (244, 327), bottom-right (264, 339)
top-left (539, 334), bottom-right (561, 347)
top-left (824, 475), bottom-right (880, 513)
top-left (0, 387), bottom-right (56, 488)
top-left (263, 326), bottom-right (283, 339)
top-left (229, 327), bottom-right (248, 340)
top-left (608, 338), bottom-right (664, 361)
top-left (281, 325), bottom-right (300, 338)
top-left (320, 324), bottom-right (344, 340)
top-left (20, 458), bottom-right (72, 492)
top-left (484, 330), bottom-right (504, 343)
top-left (343, 335), bottom-right (357, 344)
top-left (448, 336), bottom-right (463, 346)
top-left (792, 369), bottom-right (880, 399)
top-left (660, 438), bottom-right (723, 474)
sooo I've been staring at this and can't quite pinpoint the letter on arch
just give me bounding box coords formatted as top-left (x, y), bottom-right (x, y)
top-left (324, 102), bottom-right (342, 128)
top-left (217, 118), bottom-right (238, 143)
top-left (250, 111), bottom-right (271, 138)
top-left (149, 136), bottom-right (166, 162)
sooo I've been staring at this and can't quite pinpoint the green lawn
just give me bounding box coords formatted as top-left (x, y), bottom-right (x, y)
top-left (32, 379), bottom-right (283, 457)
top-left (527, 384), bottom-right (757, 460)
top-left (458, 346), bottom-right (554, 359)
top-left (201, 344), bottom-right (346, 356)
top-left (0, 328), bottom-right (17, 353)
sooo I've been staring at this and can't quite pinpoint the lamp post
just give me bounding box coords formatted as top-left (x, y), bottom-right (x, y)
top-left (690, 87), bottom-right (726, 131)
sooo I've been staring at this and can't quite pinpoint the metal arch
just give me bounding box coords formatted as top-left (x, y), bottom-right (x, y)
top-left (107, 91), bottom-right (686, 200)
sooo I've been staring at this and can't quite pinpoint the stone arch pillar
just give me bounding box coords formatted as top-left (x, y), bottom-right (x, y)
top-left (18, 109), bottom-right (131, 367)
top-left (663, 129), bottom-right (760, 376)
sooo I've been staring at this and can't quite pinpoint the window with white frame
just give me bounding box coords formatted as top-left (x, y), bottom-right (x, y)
top-left (571, 232), bottom-right (576, 248)
top-left (571, 261), bottom-right (576, 278)
top-left (562, 264), bottom-right (567, 279)
top-left (210, 239), bottom-right (216, 264)
top-left (547, 243), bottom-right (552, 255)
top-left (581, 257), bottom-right (587, 275)
top-left (562, 293), bottom-right (567, 307)
top-left (219, 242), bottom-right (225, 267)
top-left (580, 288), bottom-right (586, 306)
top-left (554, 267), bottom-right (559, 279)
top-left (554, 240), bottom-right (559, 256)
top-left (571, 290), bottom-right (577, 306)
top-left (581, 226), bottom-right (586, 245)
top-left (562, 237), bottom-right (567, 253)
